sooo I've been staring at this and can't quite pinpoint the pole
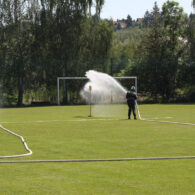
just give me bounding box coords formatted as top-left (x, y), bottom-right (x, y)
top-left (57, 78), bottom-right (60, 105)
top-left (88, 85), bottom-right (92, 117)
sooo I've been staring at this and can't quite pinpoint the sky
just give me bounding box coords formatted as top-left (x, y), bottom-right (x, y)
top-left (100, 0), bottom-right (194, 20)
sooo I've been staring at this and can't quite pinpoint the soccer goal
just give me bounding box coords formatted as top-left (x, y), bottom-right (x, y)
top-left (57, 76), bottom-right (137, 105)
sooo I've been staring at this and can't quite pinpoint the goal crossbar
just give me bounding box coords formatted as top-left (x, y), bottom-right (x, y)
top-left (57, 76), bottom-right (137, 105)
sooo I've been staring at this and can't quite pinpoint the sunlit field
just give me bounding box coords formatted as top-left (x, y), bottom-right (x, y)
top-left (0, 104), bottom-right (195, 194)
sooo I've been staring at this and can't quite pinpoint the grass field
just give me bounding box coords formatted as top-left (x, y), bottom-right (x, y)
top-left (0, 104), bottom-right (195, 194)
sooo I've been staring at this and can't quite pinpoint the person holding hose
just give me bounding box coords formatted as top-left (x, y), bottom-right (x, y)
top-left (126, 86), bottom-right (137, 120)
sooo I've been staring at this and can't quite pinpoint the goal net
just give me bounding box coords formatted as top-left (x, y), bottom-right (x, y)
top-left (57, 76), bottom-right (137, 105)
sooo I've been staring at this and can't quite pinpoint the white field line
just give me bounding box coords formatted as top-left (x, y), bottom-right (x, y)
top-left (0, 119), bottom-right (117, 124)
top-left (1, 117), bottom-right (195, 126)
top-left (135, 102), bottom-right (195, 126)
top-left (146, 117), bottom-right (173, 120)
top-left (140, 119), bottom-right (195, 126)
top-left (0, 125), bottom-right (32, 159)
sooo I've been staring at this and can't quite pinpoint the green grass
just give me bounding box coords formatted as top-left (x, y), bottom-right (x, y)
top-left (0, 104), bottom-right (195, 194)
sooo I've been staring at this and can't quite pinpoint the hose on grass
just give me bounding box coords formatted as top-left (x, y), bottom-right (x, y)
top-left (0, 124), bottom-right (32, 159)
top-left (0, 156), bottom-right (195, 163)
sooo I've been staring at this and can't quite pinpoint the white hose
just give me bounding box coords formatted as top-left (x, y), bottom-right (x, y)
top-left (135, 102), bottom-right (195, 126)
top-left (0, 124), bottom-right (33, 159)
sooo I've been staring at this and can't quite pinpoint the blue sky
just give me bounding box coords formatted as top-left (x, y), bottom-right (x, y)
top-left (100, 0), bottom-right (194, 20)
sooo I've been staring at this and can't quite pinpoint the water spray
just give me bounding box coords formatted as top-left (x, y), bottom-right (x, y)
top-left (80, 70), bottom-right (195, 126)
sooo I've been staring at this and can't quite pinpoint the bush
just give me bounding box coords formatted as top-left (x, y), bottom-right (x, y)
top-left (184, 86), bottom-right (195, 102)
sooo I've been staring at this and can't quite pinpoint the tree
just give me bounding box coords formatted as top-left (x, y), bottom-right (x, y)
top-left (0, 0), bottom-right (114, 106)
top-left (136, 2), bottom-right (164, 99)
top-left (186, 14), bottom-right (195, 99)
top-left (160, 1), bottom-right (186, 100)
top-left (188, 14), bottom-right (195, 59)
top-left (142, 10), bottom-right (153, 28)
top-left (95, 0), bottom-right (105, 18)
top-left (126, 15), bottom-right (132, 28)
top-left (122, 1), bottom-right (187, 102)
top-left (0, 0), bottom-right (35, 106)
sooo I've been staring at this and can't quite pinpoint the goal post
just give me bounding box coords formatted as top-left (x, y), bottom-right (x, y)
top-left (57, 76), bottom-right (137, 105)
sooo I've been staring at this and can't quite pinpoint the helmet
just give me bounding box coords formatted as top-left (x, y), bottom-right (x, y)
top-left (131, 86), bottom-right (136, 91)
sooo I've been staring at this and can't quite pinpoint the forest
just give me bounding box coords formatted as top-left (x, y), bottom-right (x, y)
top-left (0, 0), bottom-right (194, 106)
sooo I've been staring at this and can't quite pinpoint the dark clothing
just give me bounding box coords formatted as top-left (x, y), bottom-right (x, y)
top-left (126, 91), bottom-right (137, 119)
top-left (127, 102), bottom-right (136, 119)
top-left (126, 92), bottom-right (137, 105)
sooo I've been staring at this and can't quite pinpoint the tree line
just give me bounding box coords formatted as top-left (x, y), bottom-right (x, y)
top-left (0, 0), bottom-right (194, 106)
top-left (112, 1), bottom-right (195, 102)
top-left (0, 0), bottom-right (114, 105)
